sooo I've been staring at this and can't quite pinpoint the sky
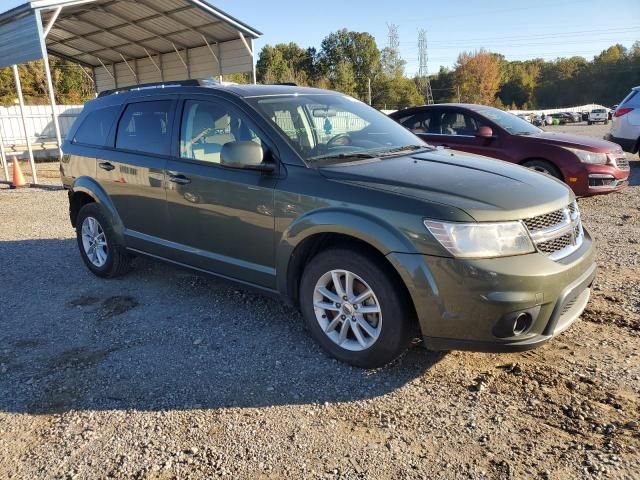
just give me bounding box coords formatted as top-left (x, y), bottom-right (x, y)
top-left (215, 0), bottom-right (640, 74)
top-left (2, 0), bottom-right (638, 75)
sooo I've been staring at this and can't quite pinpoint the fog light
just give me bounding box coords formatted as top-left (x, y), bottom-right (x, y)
top-left (513, 313), bottom-right (532, 336)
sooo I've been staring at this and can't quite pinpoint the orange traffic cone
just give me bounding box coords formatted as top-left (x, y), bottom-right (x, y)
top-left (10, 158), bottom-right (27, 189)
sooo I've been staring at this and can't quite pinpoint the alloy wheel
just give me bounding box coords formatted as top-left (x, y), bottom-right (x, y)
top-left (313, 269), bottom-right (382, 351)
top-left (81, 216), bottom-right (108, 268)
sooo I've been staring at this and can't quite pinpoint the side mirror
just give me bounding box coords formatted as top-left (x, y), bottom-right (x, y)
top-left (221, 141), bottom-right (275, 173)
top-left (475, 126), bottom-right (495, 139)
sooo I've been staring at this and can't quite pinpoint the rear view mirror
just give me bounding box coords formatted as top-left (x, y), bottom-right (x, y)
top-left (475, 126), bottom-right (495, 139)
top-left (221, 141), bottom-right (274, 172)
top-left (312, 108), bottom-right (337, 118)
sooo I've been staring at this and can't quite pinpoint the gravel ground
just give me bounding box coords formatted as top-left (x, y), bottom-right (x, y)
top-left (0, 123), bottom-right (639, 479)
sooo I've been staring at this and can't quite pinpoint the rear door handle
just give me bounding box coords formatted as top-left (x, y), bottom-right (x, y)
top-left (169, 174), bottom-right (191, 185)
top-left (98, 162), bottom-right (115, 171)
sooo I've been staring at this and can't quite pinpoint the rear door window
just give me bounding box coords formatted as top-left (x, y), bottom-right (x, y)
top-left (116, 101), bottom-right (173, 155)
top-left (73, 106), bottom-right (120, 146)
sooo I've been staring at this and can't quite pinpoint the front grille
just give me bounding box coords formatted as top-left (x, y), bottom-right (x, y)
top-left (537, 232), bottom-right (574, 254)
top-left (523, 202), bottom-right (583, 261)
top-left (615, 157), bottom-right (629, 170)
top-left (523, 210), bottom-right (565, 232)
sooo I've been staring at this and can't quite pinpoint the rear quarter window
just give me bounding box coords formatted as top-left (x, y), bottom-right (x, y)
top-left (621, 90), bottom-right (639, 108)
top-left (72, 106), bottom-right (120, 146)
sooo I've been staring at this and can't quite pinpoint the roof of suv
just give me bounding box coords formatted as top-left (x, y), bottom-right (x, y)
top-left (97, 80), bottom-right (338, 101)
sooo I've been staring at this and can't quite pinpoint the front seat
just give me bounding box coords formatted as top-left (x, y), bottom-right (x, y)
top-left (441, 112), bottom-right (458, 135)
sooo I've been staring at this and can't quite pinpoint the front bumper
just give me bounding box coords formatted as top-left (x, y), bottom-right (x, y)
top-left (571, 163), bottom-right (629, 196)
top-left (387, 228), bottom-right (596, 352)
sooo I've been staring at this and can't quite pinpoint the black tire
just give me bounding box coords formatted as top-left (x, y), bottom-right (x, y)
top-left (299, 248), bottom-right (415, 368)
top-left (588, 121), bottom-right (592, 125)
top-left (522, 159), bottom-right (563, 180)
top-left (75, 203), bottom-right (132, 278)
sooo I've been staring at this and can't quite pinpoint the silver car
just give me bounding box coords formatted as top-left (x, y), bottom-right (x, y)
top-left (607, 86), bottom-right (640, 156)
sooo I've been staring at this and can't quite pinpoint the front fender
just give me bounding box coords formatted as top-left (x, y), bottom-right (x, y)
top-left (276, 207), bottom-right (419, 296)
top-left (71, 176), bottom-right (125, 244)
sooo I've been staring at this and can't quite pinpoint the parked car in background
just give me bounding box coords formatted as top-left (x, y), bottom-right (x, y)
top-left (588, 108), bottom-right (608, 125)
top-left (389, 103), bottom-right (629, 196)
top-left (606, 86), bottom-right (640, 156)
top-left (581, 111), bottom-right (590, 121)
top-left (532, 114), bottom-right (544, 127)
top-left (516, 113), bottom-right (531, 123)
top-left (60, 81), bottom-right (597, 368)
top-left (566, 112), bottom-right (582, 123)
top-left (549, 113), bottom-right (569, 125)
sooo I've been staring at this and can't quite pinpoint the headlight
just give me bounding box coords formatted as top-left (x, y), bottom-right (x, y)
top-left (424, 220), bottom-right (535, 258)
top-left (565, 147), bottom-right (607, 164)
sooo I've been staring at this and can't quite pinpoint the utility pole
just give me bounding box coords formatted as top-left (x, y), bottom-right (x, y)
top-left (417, 29), bottom-right (434, 105)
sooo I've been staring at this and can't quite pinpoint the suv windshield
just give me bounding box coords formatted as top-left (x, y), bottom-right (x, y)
top-left (476, 107), bottom-right (542, 135)
top-left (249, 94), bottom-right (429, 163)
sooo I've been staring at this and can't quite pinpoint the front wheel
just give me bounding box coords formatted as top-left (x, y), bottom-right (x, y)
top-left (299, 248), bottom-right (415, 368)
top-left (522, 159), bottom-right (563, 180)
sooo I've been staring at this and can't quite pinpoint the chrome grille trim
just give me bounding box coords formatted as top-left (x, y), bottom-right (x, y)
top-left (613, 157), bottom-right (629, 170)
top-left (523, 201), bottom-right (583, 261)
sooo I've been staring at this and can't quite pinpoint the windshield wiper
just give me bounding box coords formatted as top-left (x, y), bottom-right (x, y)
top-left (375, 144), bottom-right (434, 156)
top-left (307, 152), bottom-right (378, 163)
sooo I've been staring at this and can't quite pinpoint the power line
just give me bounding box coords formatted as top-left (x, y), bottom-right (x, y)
top-left (397, 27), bottom-right (638, 45)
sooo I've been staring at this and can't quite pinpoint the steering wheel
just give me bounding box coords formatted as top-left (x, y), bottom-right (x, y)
top-left (326, 133), bottom-right (351, 148)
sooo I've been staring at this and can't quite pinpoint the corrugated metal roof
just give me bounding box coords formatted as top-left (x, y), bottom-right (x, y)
top-left (0, 0), bottom-right (261, 68)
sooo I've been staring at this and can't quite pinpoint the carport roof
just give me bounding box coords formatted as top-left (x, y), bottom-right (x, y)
top-left (0, 0), bottom-right (262, 68)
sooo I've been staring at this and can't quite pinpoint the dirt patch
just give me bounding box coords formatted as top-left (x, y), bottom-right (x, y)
top-left (97, 295), bottom-right (139, 320)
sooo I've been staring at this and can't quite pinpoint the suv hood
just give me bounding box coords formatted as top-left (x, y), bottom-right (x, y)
top-left (528, 131), bottom-right (620, 152)
top-left (318, 149), bottom-right (573, 222)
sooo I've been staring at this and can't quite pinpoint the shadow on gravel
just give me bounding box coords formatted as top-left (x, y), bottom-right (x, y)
top-left (0, 239), bottom-right (445, 415)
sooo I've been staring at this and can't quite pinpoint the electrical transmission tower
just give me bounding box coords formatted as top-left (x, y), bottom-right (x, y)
top-left (417, 29), bottom-right (434, 105)
top-left (387, 23), bottom-right (399, 51)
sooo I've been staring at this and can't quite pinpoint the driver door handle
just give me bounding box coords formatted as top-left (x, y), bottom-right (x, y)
top-left (169, 173), bottom-right (191, 185)
top-left (98, 161), bottom-right (115, 171)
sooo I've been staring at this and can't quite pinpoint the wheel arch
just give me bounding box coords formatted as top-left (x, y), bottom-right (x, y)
top-left (277, 208), bottom-right (420, 317)
top-left (519, 157), bottom-right (564, 181)
top-left (69, 177), bottom-right (125, 243)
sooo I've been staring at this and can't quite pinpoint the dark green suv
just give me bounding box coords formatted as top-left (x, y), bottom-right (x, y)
top-left (61, 80), bottom-right (596, 368)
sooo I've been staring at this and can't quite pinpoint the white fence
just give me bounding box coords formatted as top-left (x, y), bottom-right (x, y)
top-left (0, 104), bottom-right (83, 158)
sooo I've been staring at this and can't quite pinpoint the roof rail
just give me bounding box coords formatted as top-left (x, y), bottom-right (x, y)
top-left (98, 79), bottom-right (218, 97)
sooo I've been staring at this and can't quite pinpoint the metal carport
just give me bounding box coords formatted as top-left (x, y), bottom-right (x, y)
top-left (0, 0), bottom-right (261, 185)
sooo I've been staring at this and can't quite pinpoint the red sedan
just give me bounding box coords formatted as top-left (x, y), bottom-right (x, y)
top-left (389, 104), bottom-right (629, 196)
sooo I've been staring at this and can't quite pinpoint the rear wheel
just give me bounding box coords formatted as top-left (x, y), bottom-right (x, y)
top-left (299, 248), bottom-right (415, 368)
top-left (522, 159), bottom-right (562, 180)
top-left (76, 203), bottom-right (132, 278)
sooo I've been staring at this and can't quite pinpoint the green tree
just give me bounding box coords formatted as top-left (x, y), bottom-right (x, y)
top-left (319, 29), bottom-right (380, 100)
top-left (331, 60), bottom-right (358, 97)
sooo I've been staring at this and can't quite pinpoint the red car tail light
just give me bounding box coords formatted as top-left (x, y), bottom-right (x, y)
top-left (613, 107), bottom-right (634, 117)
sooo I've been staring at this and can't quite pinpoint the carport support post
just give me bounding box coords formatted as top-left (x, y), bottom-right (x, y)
top-left (12, 65), bottom-right (38, 185)
top-left (42, 54), bottom-right (64, 161)
top-left (0, 123), bottom-right (9, 181)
